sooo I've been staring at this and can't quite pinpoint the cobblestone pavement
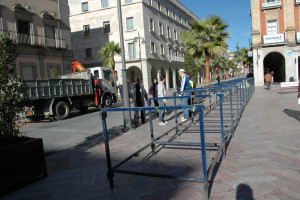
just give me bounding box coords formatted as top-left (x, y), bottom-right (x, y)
top-left (3, 84), bottom-right (300, 200)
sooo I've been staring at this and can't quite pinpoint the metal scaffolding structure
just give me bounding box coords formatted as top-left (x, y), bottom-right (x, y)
top-left (100, 78), bottom-right (254, 200)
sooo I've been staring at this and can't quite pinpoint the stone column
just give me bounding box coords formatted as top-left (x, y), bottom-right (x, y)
top-left (166, 68), bottom-right (170, 90)
top-left (173, 68), bottom-right (177, 89)
top-left (157, 68), bottom-right (161, 81)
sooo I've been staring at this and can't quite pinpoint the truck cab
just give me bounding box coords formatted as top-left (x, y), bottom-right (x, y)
top-left (87, 67), bottom-right (117, 107)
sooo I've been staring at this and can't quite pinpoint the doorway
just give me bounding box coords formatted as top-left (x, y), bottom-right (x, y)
top-left (263, 52), bottom-right (285, 82)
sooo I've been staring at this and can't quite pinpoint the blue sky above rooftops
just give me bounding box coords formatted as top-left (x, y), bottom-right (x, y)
top-left (179, 0), bottom-right (252, 52)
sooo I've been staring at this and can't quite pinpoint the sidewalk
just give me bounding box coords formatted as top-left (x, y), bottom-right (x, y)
top-left (3, 85), bottom-right (300, 200)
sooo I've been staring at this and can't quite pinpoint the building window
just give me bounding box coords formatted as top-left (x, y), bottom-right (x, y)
top-left (160, 44), bottom-right (165, 55)
top-left (82, 2), bottom-right (88, 12)
top-left (17, 20), bottom-right (30, 35)
top-left (159, 22), bottom-right (163, 35)
top-left (21, 65), bottom-right (34, 80)
top-left (173, 12), bottom-right (176, 20)
top-left (103, 21), bottom-right (110, 33)
top-left (45, 25), bottom-right (56, 47)
top-left (125, 0), bottom-right (132, 4)
top-left (168, 47), bottom-right (172, 58)
top-left (174, 29), bottom-right (177, 41)
top-left (157, 2), bottom-right (161, 11)
top-left (49, 66), bottom-right (60, 78)
top-left (267, 0), bottom-right (276, 2)
top-left (167, 26), bottom-right (171, 39)
top-left (149, 18), bottom-right (154, 32)
top-left (85, 48), bottom-right (92, 58)
top-left (148, 0), bottom-right (152, 6)
top-left (126, 17), bottom-right (134, 30)
top-left (83, 25), bottom-right (90, 37)
top-left (151, 42), bottom-right (156, 53)
top-left (17, 20), bottom-right (31, 44)
top-left (267, 20), bottom-right (277, 35)
top-left (179, 16), bottom-right (181, 24)
top-left (128, 43), bottom-right (136, 59)
top-left (166, 8), bottom-right (169, 16)
top-left (102, 0), bottom-right (109, 8)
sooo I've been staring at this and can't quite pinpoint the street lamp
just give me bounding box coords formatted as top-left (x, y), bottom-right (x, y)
top-left (133, 32), bottom-right (145, 82)
top-left (117, 0), bottom-right (132, 130)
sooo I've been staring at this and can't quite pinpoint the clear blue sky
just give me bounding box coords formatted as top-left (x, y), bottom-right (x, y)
top-left (179, 0), bottom-right (252, 51)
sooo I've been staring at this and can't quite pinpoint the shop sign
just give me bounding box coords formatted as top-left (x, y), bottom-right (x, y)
top-left (263, 33), bottom-right (285, 45)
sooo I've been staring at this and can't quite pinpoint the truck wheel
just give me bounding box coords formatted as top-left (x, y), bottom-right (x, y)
top-left (103, 95), bottom-right (112, 108)
top-left (54, 101), bottom-right (70, 120)
top-left (78, 106), bottom-right (88, 113)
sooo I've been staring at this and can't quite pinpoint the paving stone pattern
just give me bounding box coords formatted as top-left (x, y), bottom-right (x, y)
top-left (3, 85), bottom-right (300, 200)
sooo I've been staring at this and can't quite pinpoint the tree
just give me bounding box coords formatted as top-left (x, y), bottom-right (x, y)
top-left (195, 56), bottom-right (206, 84)
top-left (0, 36), bottom-right (24, 141)
top-left (183, 52), bottom-right (198, 80)
top-left (99, 42), bottom-right (121, 100)
top-left (239, 48), bottom-right (253, 78)
top-left (182, 16), bottom-right (230, 86)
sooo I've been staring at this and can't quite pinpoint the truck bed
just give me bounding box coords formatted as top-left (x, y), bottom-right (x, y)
top-left (23, 79), bottom-right (93, 100)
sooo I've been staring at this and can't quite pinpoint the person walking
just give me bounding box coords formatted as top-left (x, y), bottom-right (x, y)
top-left (157, 75), bottom-right (168, 125)
top-left (149, 78), bottom-right (159, 115)
top-left (131, 78), bottom-right (148, 126)
top-left (264, 71), bottom-right (272, 90)
top-left (186, 72), bottom-right (196, 117)
top-left (178, 69), bottom-right (190, 122)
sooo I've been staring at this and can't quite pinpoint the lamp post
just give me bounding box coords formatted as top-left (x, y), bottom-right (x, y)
top-left (117, 0), bottom-right (132, 130)
top-left (134, 31), bottom-right (145, 82)
top-left (236, 42), bottom-right (240, 77)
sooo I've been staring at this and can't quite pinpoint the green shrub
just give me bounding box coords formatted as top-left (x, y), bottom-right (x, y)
top-left (0, 35), bottom-right (24, 140)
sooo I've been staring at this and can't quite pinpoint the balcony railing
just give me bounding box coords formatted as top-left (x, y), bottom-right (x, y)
top-left (262, 1), bottom-right (281, 9)
top-left (263, 33), bottom-right (285, 45)
top-left (0, 31), bottom-right (67, 49)
top-left (169, 55), bottom-right (185, 62)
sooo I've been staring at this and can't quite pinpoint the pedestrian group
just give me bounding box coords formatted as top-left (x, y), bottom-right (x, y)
top-left (119, 69), bottom-right (196, 127)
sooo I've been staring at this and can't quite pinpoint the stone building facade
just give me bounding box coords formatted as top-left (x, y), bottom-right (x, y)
top-left (0, 0), bottom-right (73, 80)
top-left (68, 0), bottom-right (199, 90)
top-left (251, 0), bottom-right (300, 86)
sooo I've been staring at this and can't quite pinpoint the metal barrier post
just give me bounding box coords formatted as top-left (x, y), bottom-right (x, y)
top-left (148, 110), bottom-right (155, 154)
top-left (219, 95), bottom-right (225, 159)
top-left (173, 93), bottom-right (179, 137)
top-left (101, 111), bottom-right (114, 188)
top-left (229, 89), bottom-right (234, 137)
top-left (199, 105), bottom-right (208, 200)
top-left (236, 85), bottom-right (239, 117)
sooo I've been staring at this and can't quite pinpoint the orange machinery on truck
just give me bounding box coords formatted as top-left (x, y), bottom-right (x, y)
top-left (22, 61), bottom-right (117, 121)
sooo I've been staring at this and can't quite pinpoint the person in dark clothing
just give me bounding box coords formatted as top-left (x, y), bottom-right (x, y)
top-left (149, 78), bottom-right (159, 107)
top-left (118, 78), bottom-right (132, 100)
top-left (186, 72), bottom-right (196, 117)
top-left (131, 78), bottom-right (148, 125)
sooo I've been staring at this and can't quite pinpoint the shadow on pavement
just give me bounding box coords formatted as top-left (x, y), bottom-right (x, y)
top-left (236, 183), bottom-right (255, 200)
top-left (283, 109), bottom-right (300, 122)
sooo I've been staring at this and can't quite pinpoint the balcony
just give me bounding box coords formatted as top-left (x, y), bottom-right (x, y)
top-left (0, 31), bottom-right (67, 49)
top-left (169, 55), bottom-right (185, 62)
top-left (263, 33), bottom-right (285, 45)
top-left (262, 1), bottom-right (281, 10)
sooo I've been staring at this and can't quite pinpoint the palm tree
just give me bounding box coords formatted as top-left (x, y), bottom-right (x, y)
top-left (182, 16), bottom-right (230, 86)
top-left (195, 56), bottom-right (206, 84)
top-left (99, 42), bottom-right (121, 99)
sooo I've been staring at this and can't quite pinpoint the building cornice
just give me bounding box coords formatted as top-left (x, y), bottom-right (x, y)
top-left (168, 0), bottom-right (200, 21)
